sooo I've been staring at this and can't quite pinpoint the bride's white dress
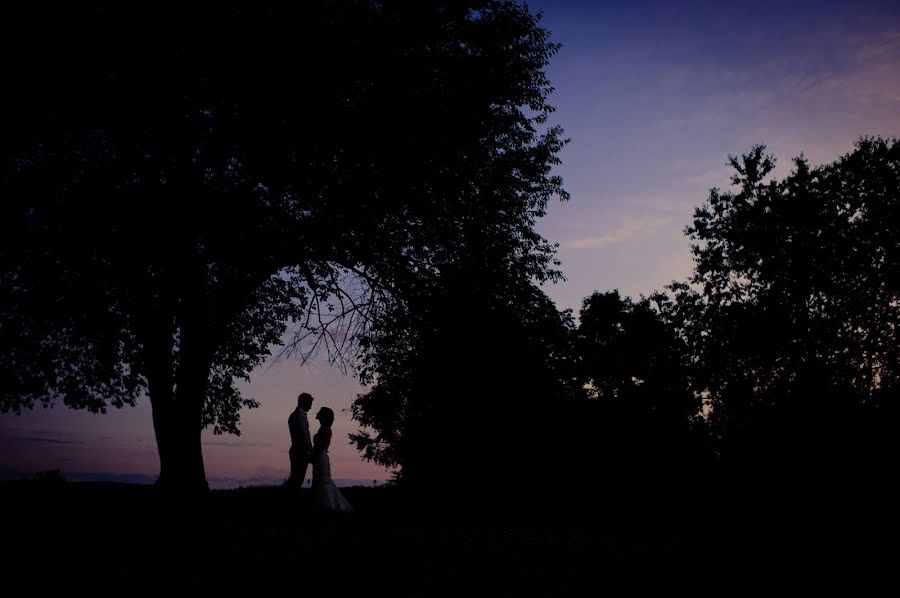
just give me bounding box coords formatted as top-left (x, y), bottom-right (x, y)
top-left (311, 432), bottom-right (354, 513)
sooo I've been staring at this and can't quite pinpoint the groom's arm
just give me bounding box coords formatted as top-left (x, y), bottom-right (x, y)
top-left (301, 416), bottom-right (313, 453)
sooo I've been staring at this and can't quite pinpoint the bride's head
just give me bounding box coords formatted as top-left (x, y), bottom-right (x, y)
top-left (315, 407), bottom-right (335, 426)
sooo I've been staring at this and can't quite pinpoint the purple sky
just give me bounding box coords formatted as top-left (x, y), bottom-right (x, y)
top-left (3, 0), bottom-right (899, 488)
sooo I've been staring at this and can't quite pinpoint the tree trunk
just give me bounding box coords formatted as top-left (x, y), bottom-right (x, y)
top-left (139, 257), bottom-right (218, 495)
top-left (166, 401), bottom-right (209, 493)
top-left (143, 328), bottom-right (179, 491)
top-left (149, 393), bottom-right (174, 488)
top-left (149, 396), bottom-right (209, 494)
top-left (144, 315), bottom-right (211, 494)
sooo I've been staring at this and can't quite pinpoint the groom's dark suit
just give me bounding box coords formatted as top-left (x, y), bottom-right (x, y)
top-left (288, 405), bottom-right (313, 488)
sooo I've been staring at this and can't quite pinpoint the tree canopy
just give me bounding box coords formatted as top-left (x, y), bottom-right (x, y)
top-left (350, 228), bottom-right (581, 490)
top-left (350, 138), bottom-right (900, 492)
top-left (684, 139), bottom-right (899, 418)
top-left (667, 138), bottom-right (900, 486)
top-left (0, 1), bottom-right (568, 491)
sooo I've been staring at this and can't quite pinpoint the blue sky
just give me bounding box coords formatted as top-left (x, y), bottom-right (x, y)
top-left (2, 0), bottom-right (899, 487)
top-left (533, 0), bottom-right (900, 310)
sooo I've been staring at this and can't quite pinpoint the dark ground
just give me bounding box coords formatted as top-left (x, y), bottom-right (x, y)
top-left (1, 477), bottom-right (895, 596)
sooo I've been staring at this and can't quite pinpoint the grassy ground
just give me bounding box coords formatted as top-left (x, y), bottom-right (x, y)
top-left (1, 479), bottom-right (894, 595)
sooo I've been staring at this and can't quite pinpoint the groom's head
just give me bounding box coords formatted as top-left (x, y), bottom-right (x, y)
top-left (297, 393), bottom-right (314, 411)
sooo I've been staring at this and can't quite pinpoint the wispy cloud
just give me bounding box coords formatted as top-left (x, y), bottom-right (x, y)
top-left (855, 30), bottom-right (900, 62)
top-left (11, 436), bottom-right (85, 446)
top-left (562, 215), bottom-right (672, 249)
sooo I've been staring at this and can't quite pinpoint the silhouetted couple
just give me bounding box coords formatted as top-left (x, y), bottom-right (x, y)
top-left (288, 392), bottom-right (353, 512)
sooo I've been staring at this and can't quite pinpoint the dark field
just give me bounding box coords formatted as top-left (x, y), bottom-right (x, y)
top-left (2, 479), bottom-right (895, 595)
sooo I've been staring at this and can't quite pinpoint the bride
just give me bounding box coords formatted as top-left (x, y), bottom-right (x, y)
top-left (311, 407), bottom-right (354, 512)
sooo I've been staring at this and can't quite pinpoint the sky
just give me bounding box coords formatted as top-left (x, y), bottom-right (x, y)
top-left (2, 0), bottom-right (899, 488)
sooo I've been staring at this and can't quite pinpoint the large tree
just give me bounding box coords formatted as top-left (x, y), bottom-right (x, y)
top-left (678, 138), bottom-right (900, 477)
top-left (0, 1), bottom-right (567, 492)
top-left (350, 242), bottom-right (582, 491)
top-left (577, 291), bottom-right (697, 419)
top-left (575, 290), bottom-right (706, 477)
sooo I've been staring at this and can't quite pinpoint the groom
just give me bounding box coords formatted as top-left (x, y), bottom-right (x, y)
top-left (288, 392), bottom-right (314, 489)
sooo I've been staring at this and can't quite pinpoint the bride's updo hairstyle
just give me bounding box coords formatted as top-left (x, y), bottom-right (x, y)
top-left (316, 407), bottom-right (335, 425)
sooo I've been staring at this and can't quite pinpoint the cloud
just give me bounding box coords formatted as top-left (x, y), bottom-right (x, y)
top-left (855, 30), bottom-right (900, 62)
top-left (11, 436), bottom-right (85, 446)
top-left (562, 215), bottom-right (672, 249)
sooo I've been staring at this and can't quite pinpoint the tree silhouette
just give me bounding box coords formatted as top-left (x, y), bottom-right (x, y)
top-left (577, 291), bottom-right (696, 415)
top-left (678, 138), bottom-right (900, 485)
top-left (575, 291), bottom-right (707, 481)
top-left (0, 2), bottom-right (567, 492)
top-left (351, 235), bottom-right (582, 492)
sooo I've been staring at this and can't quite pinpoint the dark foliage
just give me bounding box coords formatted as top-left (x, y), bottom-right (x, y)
top-left (351, 244), bottom-right (582, 492)
top-left (575, 291), bottom-right (710, 482)
top-left (674, 137), bottom-right (900, 493)
top-left (351, 138), bottom-right (900, 499)
top-left (540, 139), bottom-right (899, 501)
top-left (0, 1), bottom-right (567, 492)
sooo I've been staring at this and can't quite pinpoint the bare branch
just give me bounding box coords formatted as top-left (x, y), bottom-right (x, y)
top-left (274, 264), bottom-right (384, 373)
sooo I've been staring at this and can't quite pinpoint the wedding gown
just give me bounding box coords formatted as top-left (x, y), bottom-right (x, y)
top-left (311, 429), bottom-right (354, 513)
